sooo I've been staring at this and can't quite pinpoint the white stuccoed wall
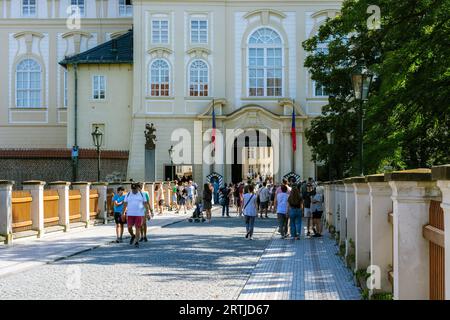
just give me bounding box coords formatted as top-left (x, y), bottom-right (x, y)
top-left (353, 178), bottom-right (371, 272)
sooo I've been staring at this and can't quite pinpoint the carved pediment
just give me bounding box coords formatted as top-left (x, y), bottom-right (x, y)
top-left (244, 9), bottom-right (286, 25)
top-left (186, 47), bottom-right (211, 59)
top-left (147, 47), bottom-right (173, 59)
top-left (278, 98), bottom-right (307, 117)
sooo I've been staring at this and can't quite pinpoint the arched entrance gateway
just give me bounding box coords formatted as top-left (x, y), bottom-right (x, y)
top-left (198, 102), bottom-right (309, 185)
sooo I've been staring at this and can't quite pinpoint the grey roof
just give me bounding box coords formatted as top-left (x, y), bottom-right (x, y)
top-left (59, 30), bottom-right (133, 67)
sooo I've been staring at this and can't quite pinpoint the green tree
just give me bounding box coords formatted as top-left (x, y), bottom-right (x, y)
top-left (303, 0), bottom-right (450, 179)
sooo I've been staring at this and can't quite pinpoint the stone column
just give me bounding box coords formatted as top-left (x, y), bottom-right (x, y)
top-left (334, 181), bottom-right (342, 234)
top-left (91, 182), bottom-right (108, 224)
top-left (323, 183), bottom-right (330, 226)
top-left (353, 177), bottom-right (371, 272)
top-left (166, 182), bottom-right (171, 209)
top-left (432, 165), bottom-right (450, 300)
top-left (72, 182), bottom-right (91, 227)
top-left (146, 183), bottom-right (155, 212)
top-left (338, 182), bottom-right (347, 245)
top-left (367, 174), bottom-right (393, 295)
top-left (48, 181), bottom-right (71, 231)
top-left (386, 169), bottom-right (440, 300)
top-left (328, 183), bottom-right (335, 228)
top-left (0, 180), bottom-right (14, 244)
top-left (344, 179), bottom-right (355, 263)
top-left (22, 181), bottom-right (46, 237)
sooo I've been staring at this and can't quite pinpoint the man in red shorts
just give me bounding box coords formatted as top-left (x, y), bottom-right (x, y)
top-left (122, 183), bottom-right (150, 248)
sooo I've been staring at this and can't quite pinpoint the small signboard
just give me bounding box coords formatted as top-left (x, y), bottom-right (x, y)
top-left (71, 146), bottom-right (79, 159)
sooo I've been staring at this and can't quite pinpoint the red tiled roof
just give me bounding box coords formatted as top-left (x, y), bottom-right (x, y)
top-left (0, 149), bottom-right (129, 159)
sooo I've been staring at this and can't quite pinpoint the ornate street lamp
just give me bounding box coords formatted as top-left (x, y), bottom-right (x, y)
top-left (91, 126), bottom-right (103, 181)
top-left (351, 65), bottom-right (373, 176)
top-left (168, 145), bottom-right (174, 181)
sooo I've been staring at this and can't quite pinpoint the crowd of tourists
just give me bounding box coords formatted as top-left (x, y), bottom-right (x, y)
top-left (109, 176), bottom-right (324, 247)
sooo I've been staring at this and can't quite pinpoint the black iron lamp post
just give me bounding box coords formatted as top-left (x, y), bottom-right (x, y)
top-left (91, 126), bottom-right (103, 181)
top-left (168, 145), bottom-right (174, 181)
top-left (351, 65), bottom-right (373, 176)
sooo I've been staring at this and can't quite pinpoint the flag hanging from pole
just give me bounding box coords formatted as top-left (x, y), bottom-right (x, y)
top-left (291, 104), bottom-right (296, 152)
top-left (212, 102), bottom-right (216, 152)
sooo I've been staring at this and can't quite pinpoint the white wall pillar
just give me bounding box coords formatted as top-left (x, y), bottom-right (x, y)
top-left (432, 165), bottom-right (450, 300)
top-left (48, 181), bottom-right (71, 231)
top-left (334, 182), bottom-right (342, 234)
top-left (22, 180), bottom-right (46, 237)
top-left (338, 183), bottom-right (346, 245)
top-left (0, 180), bottom-right (14, 244)
top-left (91, 182), bottom-right (108, 224)
top-left (367, 175), bottom-right (393, 295)
top-left (72, 182), bottom-right (91, 227)
top-left (344, 179), bottom-right (355, 262)
top-left (387, 170), bottom-right (440, 300)
top-left (353, 178), bottom-right (371, 272)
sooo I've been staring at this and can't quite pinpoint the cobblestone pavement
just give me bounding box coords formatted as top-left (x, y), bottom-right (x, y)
top-left (0, 211), bottom-right (360, 300)
top-left (239, 222), bottom-right (361, 300)
top-left (0, 209), bottom-right (277, 300)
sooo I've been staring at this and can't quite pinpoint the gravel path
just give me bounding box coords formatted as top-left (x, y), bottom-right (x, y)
top-left (0, 211), bottom-right (277, 300)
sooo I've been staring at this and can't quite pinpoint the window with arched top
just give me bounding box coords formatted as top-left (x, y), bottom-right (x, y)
top-left (248, 28), bottom-right (283, 97)
top-left (189, 60), bottom-right (209, 97)
top-left (150, 59), bottom-right (170, 96)
top-left (16, 59), bottom-right (42, 108)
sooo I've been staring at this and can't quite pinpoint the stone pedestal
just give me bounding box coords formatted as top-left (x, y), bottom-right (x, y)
top-left (145, 149), bottom-right (156, 181)
top-left (22, 180), bottom-right (46, 237)
top-left (72, 182), bottom-right (91, 227)
top-left (343, 179), bottom-right (355, 261)
top-left (367, 175), bottom-right (393, 295)
top-left (91, 182), bottom-right (108, 224)
top-left (432, 165), bottom-right (450, 300)
top-left (48, 181), bottom-right (71, 231)
top-left (353, 177), bottom-right (371, 272)
top-left (0, 180), bottom-right (14, 244)
top-left (387, 169), bottom-right (440, 300)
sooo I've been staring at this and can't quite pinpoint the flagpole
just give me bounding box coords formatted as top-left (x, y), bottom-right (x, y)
top-left (211, 99), bottom-right (215, 174)
top-left (292, 99), bottom-right (295, 173)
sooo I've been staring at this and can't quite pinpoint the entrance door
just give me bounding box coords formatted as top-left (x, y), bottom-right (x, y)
top-left (231, 130), bottom-right (272, 184)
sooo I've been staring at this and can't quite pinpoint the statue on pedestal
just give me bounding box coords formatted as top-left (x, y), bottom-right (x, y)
top-left (145, 123), bottom-right (157, 150)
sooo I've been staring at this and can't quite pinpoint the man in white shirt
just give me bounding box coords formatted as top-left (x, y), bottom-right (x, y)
top-left (258, 182), bottom-right (270, 219)
top-left (122, 183), bottom-right (150, 248)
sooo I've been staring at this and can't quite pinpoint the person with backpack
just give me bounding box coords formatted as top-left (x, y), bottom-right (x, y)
top-left (122, 183), bottom-right (150, 248)
top-left (243, 184), bottom-right (257, 240)
top-left (112, 186), bottom-right (125, 243)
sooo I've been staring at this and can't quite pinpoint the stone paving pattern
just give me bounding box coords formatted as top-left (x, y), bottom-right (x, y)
top-left (0, 209), bottom-right (361, 300)
top-left (239, 226), bottom-right (361, 300)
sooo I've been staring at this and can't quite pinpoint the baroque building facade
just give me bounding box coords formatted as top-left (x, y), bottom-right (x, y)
top-left (1, 0), bottom-right (342, 184)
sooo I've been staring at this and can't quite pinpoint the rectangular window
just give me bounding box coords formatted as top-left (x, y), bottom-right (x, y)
top-left (248, 48), bottom-right (282, 97)
top-left (314, 81), bottom-right (328, 97)
top-left (92, 75), bottom-right (106, 100)
top-left (119, 0), bottom-right (132, 17)
top-left (22, 0), bottom-right (36, 17)
top-left (152, 20), bottom-right (169, 44)
top-left (71, 0), bottom-right (85, 16)
top-left (63, 70), bottom-right (68, 107)
top-left (190, 19), bottom-right (208, 44)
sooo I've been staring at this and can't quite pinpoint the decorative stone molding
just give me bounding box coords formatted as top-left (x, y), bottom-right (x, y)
top-left (244, 9), bottom-right (287, 22)
top-left (62, 31), bottom-right (93, 55)
top-left (186, 47), bottom-right (211, 59)
top-left (14, 31), bottom-right (44, 54)
top-left (147, 47), bottom-right (173, 59)
top-left (278, 98), bottom-right (307, 117)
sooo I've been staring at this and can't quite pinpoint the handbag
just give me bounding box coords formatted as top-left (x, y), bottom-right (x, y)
top-left (121, 213), bottom-right (127, 223)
